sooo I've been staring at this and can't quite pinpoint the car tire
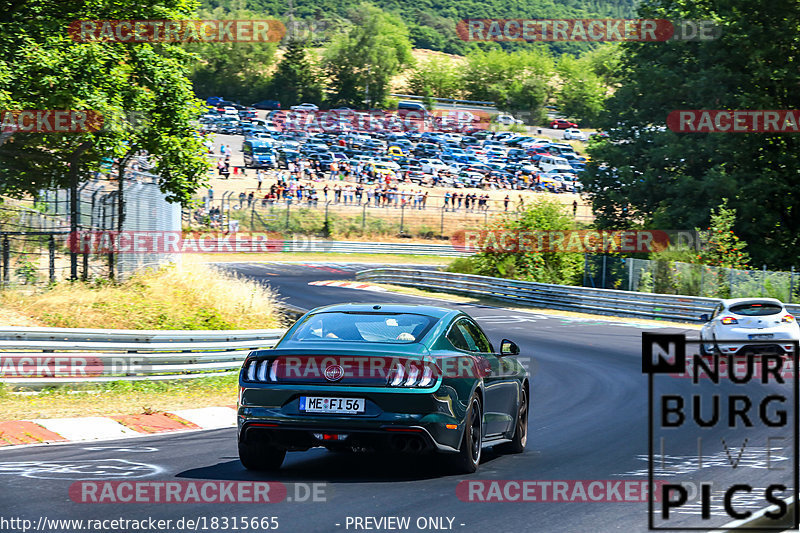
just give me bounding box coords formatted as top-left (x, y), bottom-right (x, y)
top-left (238, 440), bottom-right (286, 471)
top-left (448, 394), bottom-right (482, 474)
top-left (495, 386), bottom-right (528, 455)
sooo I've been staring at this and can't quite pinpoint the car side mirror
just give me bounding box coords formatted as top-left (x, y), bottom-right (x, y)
top-left (699, 314), bottom-right (710, 322)
top-left (500, 339), bottom-right (520, 356)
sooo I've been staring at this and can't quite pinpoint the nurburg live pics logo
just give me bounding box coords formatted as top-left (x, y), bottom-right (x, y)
top-left (642, 333), bottom-right (799, 530)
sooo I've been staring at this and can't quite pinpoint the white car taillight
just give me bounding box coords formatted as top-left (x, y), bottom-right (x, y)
top-left (720, 316), bottom-right (738, 325)
top-left (782, 314), bottom-right (795, 323)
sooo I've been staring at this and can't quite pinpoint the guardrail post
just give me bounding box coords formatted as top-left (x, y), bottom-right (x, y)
top-left (285, 200), bottom-right (291, 230)
top-left (790, 266), bottom-right (795, 303)
top-left (82, 247), bottom-right (89, 281)
top-left (49, 235), bottom-right (56, 284)
top-left (1, 234), bottom-right (8, 286)
top-left (361, 203), bottom-right (366, 233)
top-left (440, 206), bottom-right (445, 237)
top-left (761, 264), bottom-right (767, 296)
top-left (583, 253), bottom-right (588, 287)
top-left (601, 255), bottom-right (607, 289)
top-left (399, 203), bottom-right (405, 234)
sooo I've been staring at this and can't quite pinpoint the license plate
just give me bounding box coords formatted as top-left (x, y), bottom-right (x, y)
top-left (299, 397), bottom-right (365, 414)
top-left (748, 333), bottom-right (774, 339)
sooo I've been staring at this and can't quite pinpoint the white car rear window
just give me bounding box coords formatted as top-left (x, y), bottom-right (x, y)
top-left (729, 303), bottom-right (783, 316)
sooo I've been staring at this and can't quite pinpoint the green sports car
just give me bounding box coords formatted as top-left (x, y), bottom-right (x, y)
top-left (237, 303), bottom-right (530, 474)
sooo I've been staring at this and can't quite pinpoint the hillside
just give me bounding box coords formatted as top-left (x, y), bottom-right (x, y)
top-left (201, 0), bottom-right (640, 55)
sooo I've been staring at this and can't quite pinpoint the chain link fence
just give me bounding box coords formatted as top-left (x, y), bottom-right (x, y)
top-left (0, 157), bottom-right (180, 287)
top-left (184, 193), bottom-right (588, 241)
top-left (584, 256), bottom-right (800, 302)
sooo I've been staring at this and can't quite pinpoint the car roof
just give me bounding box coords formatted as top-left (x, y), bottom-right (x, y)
top-left (308, 303), bottom-right (457, 319)
top-left (721, 297), bottom-right (785, 307)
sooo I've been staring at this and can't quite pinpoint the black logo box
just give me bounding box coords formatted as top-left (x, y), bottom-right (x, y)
top-left (642, 333), bottom-right (799, 530)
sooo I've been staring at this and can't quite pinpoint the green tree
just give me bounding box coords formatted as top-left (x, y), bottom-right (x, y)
top-left (406, 57), bottom-right (461, 99)
top-left (584, 0), bottom-right (800, 268)
top-left (460, 48), bottom-right (553, 119)
top-left (184, 8), bottom-right (278, 104)
top-left (0, 0), bottom-right (208, 205)
top-left (464, 199), bottom-right (583, 284)
top-left (555, 54), bottom-right (607, 125)
top-left (322, 4), bottom-right (414, 108)
top-left (697, 199), bottom-right (750, 269)
top-left (263, 39), bottom-right (323, 108)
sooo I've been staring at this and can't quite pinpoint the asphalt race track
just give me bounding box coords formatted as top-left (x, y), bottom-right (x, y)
top-left (0, 262), bottom-right (795, 533)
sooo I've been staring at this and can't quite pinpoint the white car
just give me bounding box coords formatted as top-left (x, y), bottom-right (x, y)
top-left (563, 128), bottom-right (586, 140)
top-left (223, 106), bottom-right (239, 116)
top-left (495, 114), bottom-right (523, 125)
top-left (418, 158), bottom-right (449, 174)
top-left (290, 103), bottom-right (319, 111)
top-left (700, 298), bottom-right (800, 355)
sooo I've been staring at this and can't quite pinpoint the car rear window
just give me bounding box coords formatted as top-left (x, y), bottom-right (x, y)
top-left (289, 312), bottom-right (437, 343)
top-left (729, 303), bottom-right (783, 316)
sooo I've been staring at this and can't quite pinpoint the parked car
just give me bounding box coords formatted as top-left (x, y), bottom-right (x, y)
top-left (495, 114), bottom-right (523, 126)
top-left (237, 303), bottom-right (529, 473)
top-left (550, 119), bottom-right (578, 129)
top-left (290, 103), bottom-right (320, 111)
top-left (563, 128), bottom-right (587, 141)
top-left (252, 100), bottom-right (281, 110)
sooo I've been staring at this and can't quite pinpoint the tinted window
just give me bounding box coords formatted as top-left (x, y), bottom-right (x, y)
top-left (448, 319), bottom-right (477, 351)
top-left (289, 312), bottom-right (436, 343)
top-left (462, 321), bottom-right (493, 353)
top-left (729, 303), bottom-right (783, 316)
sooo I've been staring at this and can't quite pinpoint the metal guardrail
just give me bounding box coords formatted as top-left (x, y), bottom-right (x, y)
top-left (389, 94), bottom-right (497, 109)
top-left (282, 240), bottom-right (471, 257)
top-left (355, 268), bottom-right (800, 322)
top-left (0, 327), bottom-right (286, 388)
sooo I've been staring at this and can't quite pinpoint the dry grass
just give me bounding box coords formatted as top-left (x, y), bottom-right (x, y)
top-left (0, 262), bottom-right (283, 330)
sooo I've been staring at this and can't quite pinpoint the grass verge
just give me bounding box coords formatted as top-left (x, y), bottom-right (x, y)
top-left (0, 375), bottom-right (238, 420)
top-left (0, 262), bottom-right (283, 330)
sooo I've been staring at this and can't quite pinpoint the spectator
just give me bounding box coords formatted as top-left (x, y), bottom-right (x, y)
top-left (257, 171), bottom-right (263, 191)
top-left (247, 192), bottom-right (254, 207)
top-left (573, 199), bottom-right (578, 217)
top-left (504, 194), bottom-right (510, 211)
top-left (238, 191), bottom-right (246, 208)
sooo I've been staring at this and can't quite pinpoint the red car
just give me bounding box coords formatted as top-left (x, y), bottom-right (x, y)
top-left (550, 119), bottom-right (578, 129)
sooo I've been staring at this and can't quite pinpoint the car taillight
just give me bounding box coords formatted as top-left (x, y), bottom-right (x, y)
top-left (720, 316), bottom-right (738, 325)
top-left (387, 360), bottom-right (439, 388)
top-left (243, 359), bottom-right (276, 383)
top-left (782, 314), bottom-right (795, 323)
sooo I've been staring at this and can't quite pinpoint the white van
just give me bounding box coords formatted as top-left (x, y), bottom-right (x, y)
top-left (538, 155), bottom-right (574, 173)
